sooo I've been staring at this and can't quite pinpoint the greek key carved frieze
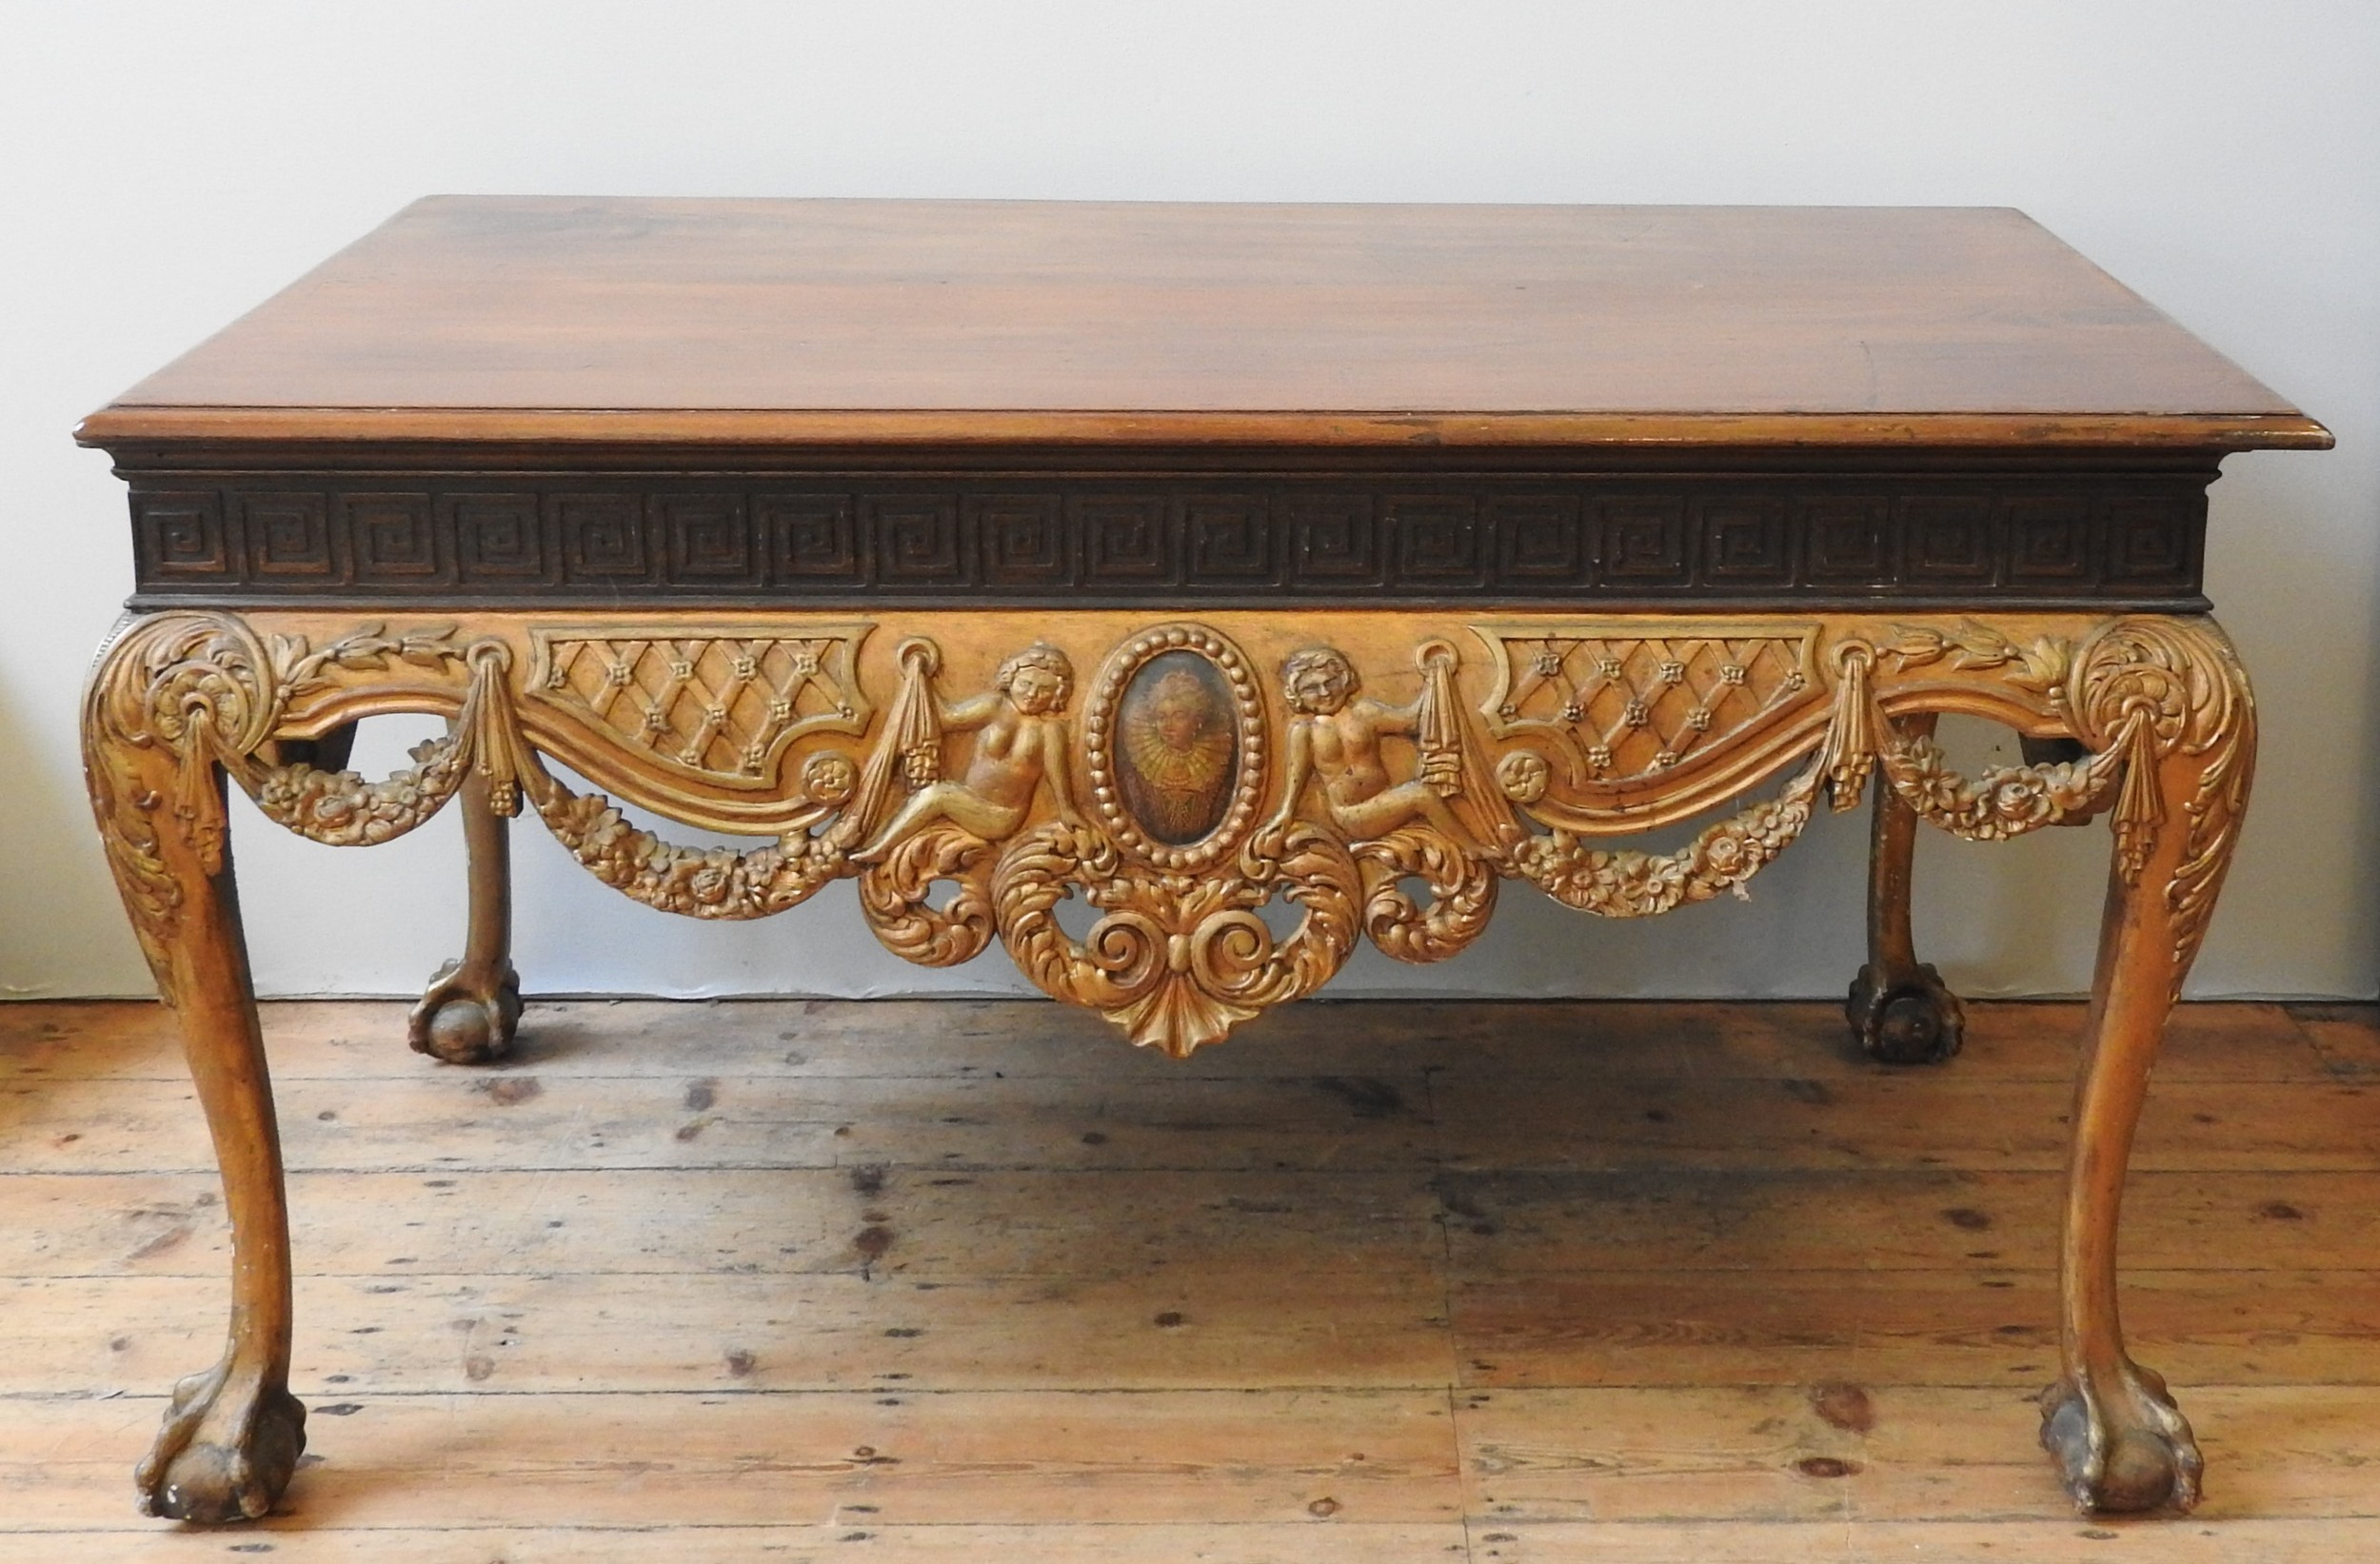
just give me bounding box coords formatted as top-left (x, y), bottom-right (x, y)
top-left (123, 474), bottom-right (2219, 608)
top-left (86, 605), bottom-right (2256, 1051)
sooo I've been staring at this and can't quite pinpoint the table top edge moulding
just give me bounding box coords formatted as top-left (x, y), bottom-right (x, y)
top-left (73, 197), bottom-right (2328, 1527)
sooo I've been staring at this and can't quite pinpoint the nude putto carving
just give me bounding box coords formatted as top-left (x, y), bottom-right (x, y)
top-left (1266, 644), bottom-right (1470, 844)
top-left (854, 641), bottom-right (1081, 861)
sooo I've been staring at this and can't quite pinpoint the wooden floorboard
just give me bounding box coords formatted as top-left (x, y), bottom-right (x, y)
top-left (2, 997), bottom-right (2376, 1561)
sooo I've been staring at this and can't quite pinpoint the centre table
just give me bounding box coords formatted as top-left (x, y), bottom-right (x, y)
top-left (75, 197), bottom-right (2329, 1522)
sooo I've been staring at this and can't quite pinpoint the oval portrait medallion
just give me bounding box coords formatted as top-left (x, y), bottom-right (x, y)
top-left (1116, 649), bottom-right (1240, 845)
top-left (1082, 624), bottom-right (1266, 871)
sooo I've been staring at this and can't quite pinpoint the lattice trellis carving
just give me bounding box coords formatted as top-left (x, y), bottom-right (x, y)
top-left (527, 626), bottom-right (871, 783)
top-left (1476, 624), bottom-right (1821, 782)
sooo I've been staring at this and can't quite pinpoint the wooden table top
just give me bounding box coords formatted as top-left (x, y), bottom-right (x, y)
top-left (78, 197), bottom-right (2327, 454)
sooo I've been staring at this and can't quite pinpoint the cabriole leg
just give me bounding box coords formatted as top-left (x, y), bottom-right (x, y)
top-left (1847, 711), bottom-right (1966, 1063)
top-left (84, 616), bottom-right (307, 1522)
top-left (408, 762), bottom-right (522, 1064)
top-left (2038, 622), bottom-right (2254, 1513)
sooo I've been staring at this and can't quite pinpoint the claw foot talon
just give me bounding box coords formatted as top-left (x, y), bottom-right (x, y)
top-left (135, 1359), bottom-right (307, 1523)
top-left (2040, 1366), bottom-right (2203, 1514)
top-left (408, 958), bottom-right (522, 1064)
top-left (1847, 961), bottom-right (1966, 1064)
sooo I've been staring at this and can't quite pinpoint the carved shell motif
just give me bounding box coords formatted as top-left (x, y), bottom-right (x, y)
top-left (1082, 624), bottom-right (1267, 870)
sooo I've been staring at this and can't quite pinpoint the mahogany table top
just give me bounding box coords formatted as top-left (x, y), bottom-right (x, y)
top-left (78, 197), bottom-right (2327, 454)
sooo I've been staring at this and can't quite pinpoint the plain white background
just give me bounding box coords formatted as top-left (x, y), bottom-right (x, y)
top-left (3, 1), bottom-right (2374, 1003)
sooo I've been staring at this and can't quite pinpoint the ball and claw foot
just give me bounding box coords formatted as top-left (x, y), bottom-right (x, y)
top-left (2039, 1365), bottom-right (2204, 1515)
top-left (134, 1357), bottom-right (307, 1523)
top-left (407, 959), bottom-right (522, 1065)
top-left (1846, 962), bottom-right (1966, 1065)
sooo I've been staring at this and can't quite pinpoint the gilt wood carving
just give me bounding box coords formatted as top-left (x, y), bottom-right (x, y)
top-left (89, 604), bottom-right (2252, 1047)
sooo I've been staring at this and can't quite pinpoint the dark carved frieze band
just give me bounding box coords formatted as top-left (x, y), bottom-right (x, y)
top-left (126, 474), bottom-right (2211, 608)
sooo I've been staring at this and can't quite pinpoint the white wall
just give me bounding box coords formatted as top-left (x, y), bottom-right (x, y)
top-left (4, 1), bottom-right (2374, 1002)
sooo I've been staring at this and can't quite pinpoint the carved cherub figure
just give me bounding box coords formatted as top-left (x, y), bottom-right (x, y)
top-left (1267, 645), bottom-right (1470, 842)
top-left (853, 642), bottom-right (1081, 861)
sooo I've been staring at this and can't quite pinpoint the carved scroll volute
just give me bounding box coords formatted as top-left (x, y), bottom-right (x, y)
top-left (83, 613), bottom-right (278, 967)
top-left (113, 615), bottom-right (277, 867)
top-left (991, 816), bottom-right (1361, 1058)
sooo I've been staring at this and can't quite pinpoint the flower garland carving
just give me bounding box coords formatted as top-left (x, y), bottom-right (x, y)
top-left (1878, 736), bottom-right (2117, 843)
top-left (1508, 773), bottom-right (1820, 917)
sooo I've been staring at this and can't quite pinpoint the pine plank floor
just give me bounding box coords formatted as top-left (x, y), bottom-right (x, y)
top-left (3, 997), bottom-right (2377, 1562)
